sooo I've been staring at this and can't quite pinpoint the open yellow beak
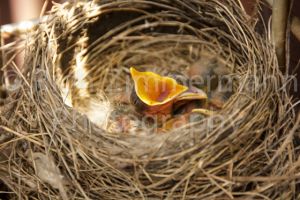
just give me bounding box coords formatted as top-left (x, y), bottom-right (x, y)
top-left (130, 67), bottom-right (188, 106)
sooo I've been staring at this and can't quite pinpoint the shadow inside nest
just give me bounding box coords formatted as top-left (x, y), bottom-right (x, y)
top-left (102, 54), bottom-right (234, 135)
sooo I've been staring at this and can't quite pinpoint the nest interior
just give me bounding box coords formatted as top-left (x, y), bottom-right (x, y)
top-left (0, 0), bottom-right (299, 199)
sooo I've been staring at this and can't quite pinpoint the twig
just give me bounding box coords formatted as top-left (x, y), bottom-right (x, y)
top-left (0, 27), bottom-right (8, 103)
top-left (272, 0), bottom-right (291, 71)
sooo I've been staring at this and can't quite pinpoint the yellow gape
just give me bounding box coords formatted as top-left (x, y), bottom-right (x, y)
top-left (130, 67), bottom-right (188, 106)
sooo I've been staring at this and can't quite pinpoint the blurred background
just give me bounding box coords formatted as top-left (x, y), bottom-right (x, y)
top-left (0, 0), bottom-right (63, 26)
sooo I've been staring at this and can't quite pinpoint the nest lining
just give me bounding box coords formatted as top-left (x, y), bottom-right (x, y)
top-left (0, 0), bottom-right (298, 199)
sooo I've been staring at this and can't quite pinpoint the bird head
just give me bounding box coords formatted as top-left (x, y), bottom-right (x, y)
top-left (130, 67), bottom-right (208, 116)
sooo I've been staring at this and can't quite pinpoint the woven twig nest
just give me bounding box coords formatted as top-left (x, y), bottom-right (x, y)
top-left (0, 0), bottom-right (298, 199)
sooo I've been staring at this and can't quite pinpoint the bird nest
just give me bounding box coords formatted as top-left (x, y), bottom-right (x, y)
top-left (0, 0), bottom-right (298, 199)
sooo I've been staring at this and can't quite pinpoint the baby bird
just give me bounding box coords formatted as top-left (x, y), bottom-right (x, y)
top-left (130, 68), bottom-right (208, 118)
top-left (188, 54), bottom-right (232, 109)
top-left (109, 64), bottom-right (229, 134)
